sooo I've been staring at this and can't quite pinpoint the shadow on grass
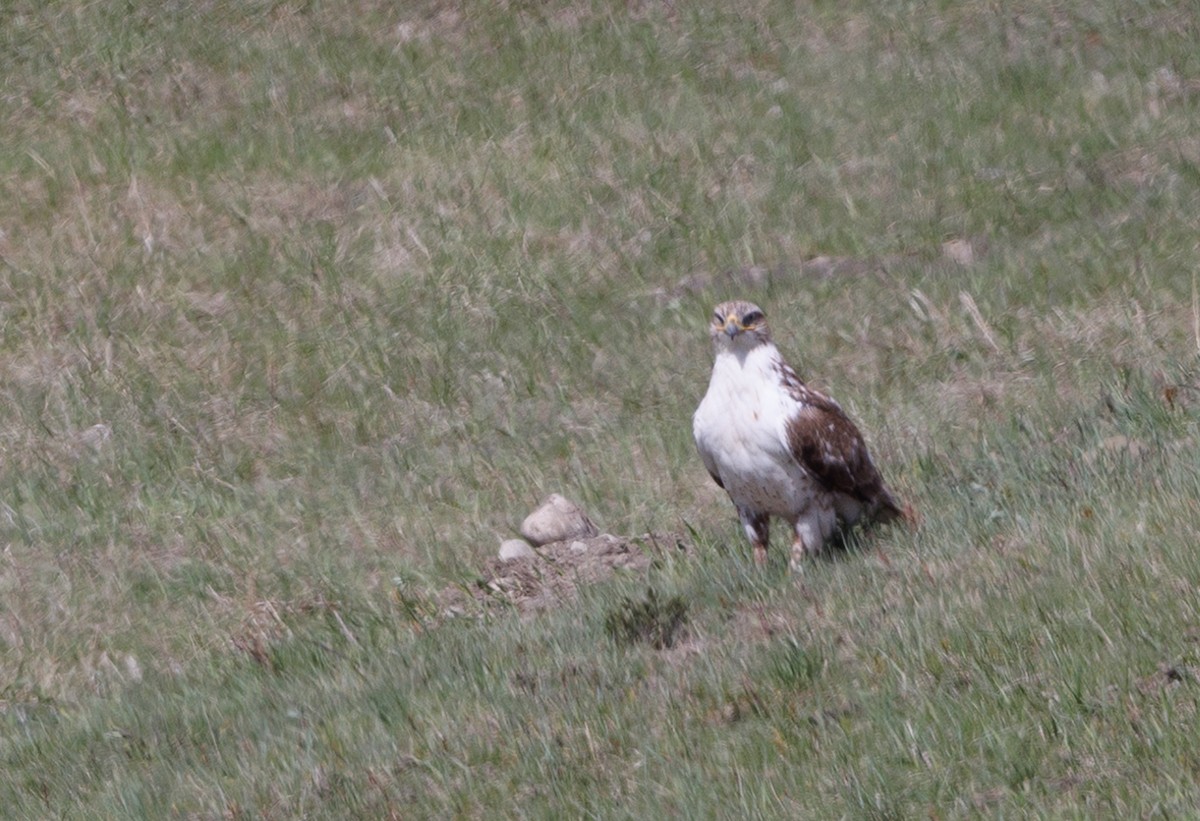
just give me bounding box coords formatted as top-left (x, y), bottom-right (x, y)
top-left (814, 520), bottom-right (900, 565)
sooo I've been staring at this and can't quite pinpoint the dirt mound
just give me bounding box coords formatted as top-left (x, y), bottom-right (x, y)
top-left (437, 532), bottom-right (690, 617)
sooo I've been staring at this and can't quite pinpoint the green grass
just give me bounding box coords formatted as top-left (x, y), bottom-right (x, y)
top-left (2, 0), bottom-right (1200, 816)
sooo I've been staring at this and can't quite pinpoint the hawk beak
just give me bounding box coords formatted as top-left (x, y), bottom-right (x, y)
top-left (723, 318), bottom-right (742, 338)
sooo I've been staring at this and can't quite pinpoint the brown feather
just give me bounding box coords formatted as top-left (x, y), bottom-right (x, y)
top-left (776, 361), bottom-right (904, 520)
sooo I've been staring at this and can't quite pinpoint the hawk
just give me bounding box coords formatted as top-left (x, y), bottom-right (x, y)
top-left (693, 300), bottom-right (905, 570)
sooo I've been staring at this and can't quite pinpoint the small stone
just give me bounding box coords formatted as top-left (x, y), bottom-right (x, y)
top-left (941, 239), bottom-right (974, 266)
top-left (499, 539), bottom-right (536, 562)
top-left (76, 423), bottom-right (112, 451)
top-left (1100, 434), bottom-right (1147, 458)
top-left (519, 493), bottom-right (598, 547)
top-left (124, 654), bottom-right (143, 682)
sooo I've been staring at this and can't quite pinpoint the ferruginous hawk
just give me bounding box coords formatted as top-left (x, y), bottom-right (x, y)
top-left (693, 300), bottom-right (906, 571)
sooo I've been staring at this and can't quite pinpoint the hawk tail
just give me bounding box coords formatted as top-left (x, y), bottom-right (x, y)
top-left (874, 491), bottom-right (918, 529)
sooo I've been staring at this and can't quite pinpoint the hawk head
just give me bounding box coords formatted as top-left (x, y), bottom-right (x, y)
top-left (710, 300), bottom-right (773, 351)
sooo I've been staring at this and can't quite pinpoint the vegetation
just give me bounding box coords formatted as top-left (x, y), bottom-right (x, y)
top-left (604, 587), bottom-right (689, 649)
top-left (2, 0), bottom-right (1199, 816)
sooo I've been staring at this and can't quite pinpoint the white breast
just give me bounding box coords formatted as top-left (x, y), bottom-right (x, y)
top-left (693, 344), bottom-right (820, 517)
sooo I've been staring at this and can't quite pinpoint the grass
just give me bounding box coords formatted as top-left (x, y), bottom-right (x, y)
top-left (2, 0), bottom-right (1200, 816)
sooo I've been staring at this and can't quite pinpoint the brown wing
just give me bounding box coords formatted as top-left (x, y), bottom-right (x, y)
top-left (777, 366), bottom-right (902, 520)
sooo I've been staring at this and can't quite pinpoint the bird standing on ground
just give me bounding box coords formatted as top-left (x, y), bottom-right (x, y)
top-left (693, 300), bottom-right (906, 571)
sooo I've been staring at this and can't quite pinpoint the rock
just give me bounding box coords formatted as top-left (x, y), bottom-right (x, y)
top-left (519, 493), bottom-right (598, 547)
top-left (1083, 435), bottom-right (1150, 465)
top-left (75, 423), bottom-right (112, 452)
top-left (941, 239), bottom-right (975, 266)
top-left (498, 539), bottom-right (536, 562)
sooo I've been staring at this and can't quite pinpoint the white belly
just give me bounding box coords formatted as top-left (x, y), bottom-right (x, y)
top-left (717, 448), bottom-right (819, 519)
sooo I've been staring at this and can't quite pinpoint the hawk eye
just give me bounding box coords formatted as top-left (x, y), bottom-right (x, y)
top-left (712, 311), bottom-right (724, 324)
top-left (742, 310), bottom-right (764, 325)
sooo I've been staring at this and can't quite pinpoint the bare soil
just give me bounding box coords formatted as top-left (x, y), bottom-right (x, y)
top-left (437, 532), bottom-right (691, 617)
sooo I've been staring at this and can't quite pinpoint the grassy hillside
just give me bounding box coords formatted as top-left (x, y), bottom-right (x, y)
top-left (2, 0), bottom-right (1199, 816)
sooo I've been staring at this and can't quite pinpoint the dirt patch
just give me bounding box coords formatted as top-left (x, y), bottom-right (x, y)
top-left (436, 532), bottom-right (690, 617)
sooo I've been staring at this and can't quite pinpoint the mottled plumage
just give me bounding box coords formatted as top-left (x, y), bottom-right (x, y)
top-left (692, 300), bottom-right (904, 570)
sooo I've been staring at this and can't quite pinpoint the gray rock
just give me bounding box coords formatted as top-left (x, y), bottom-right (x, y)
top-left (74, 423), bottom-right (112, 453)
top-left (941, 239), bottom-right (975, 266)
top-left (498, 539), bottom-right (536, 562)
top-left (519, 493), bottom-right (598, 547)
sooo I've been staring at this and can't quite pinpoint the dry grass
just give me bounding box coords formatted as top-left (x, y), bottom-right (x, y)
top-left (1, 0), bottom-right (1199, 816)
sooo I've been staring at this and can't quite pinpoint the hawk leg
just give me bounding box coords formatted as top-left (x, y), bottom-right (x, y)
top-left (737, 506), bottom-right (770, 565)
top-left (788, 504), bottom-right (837, 573)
